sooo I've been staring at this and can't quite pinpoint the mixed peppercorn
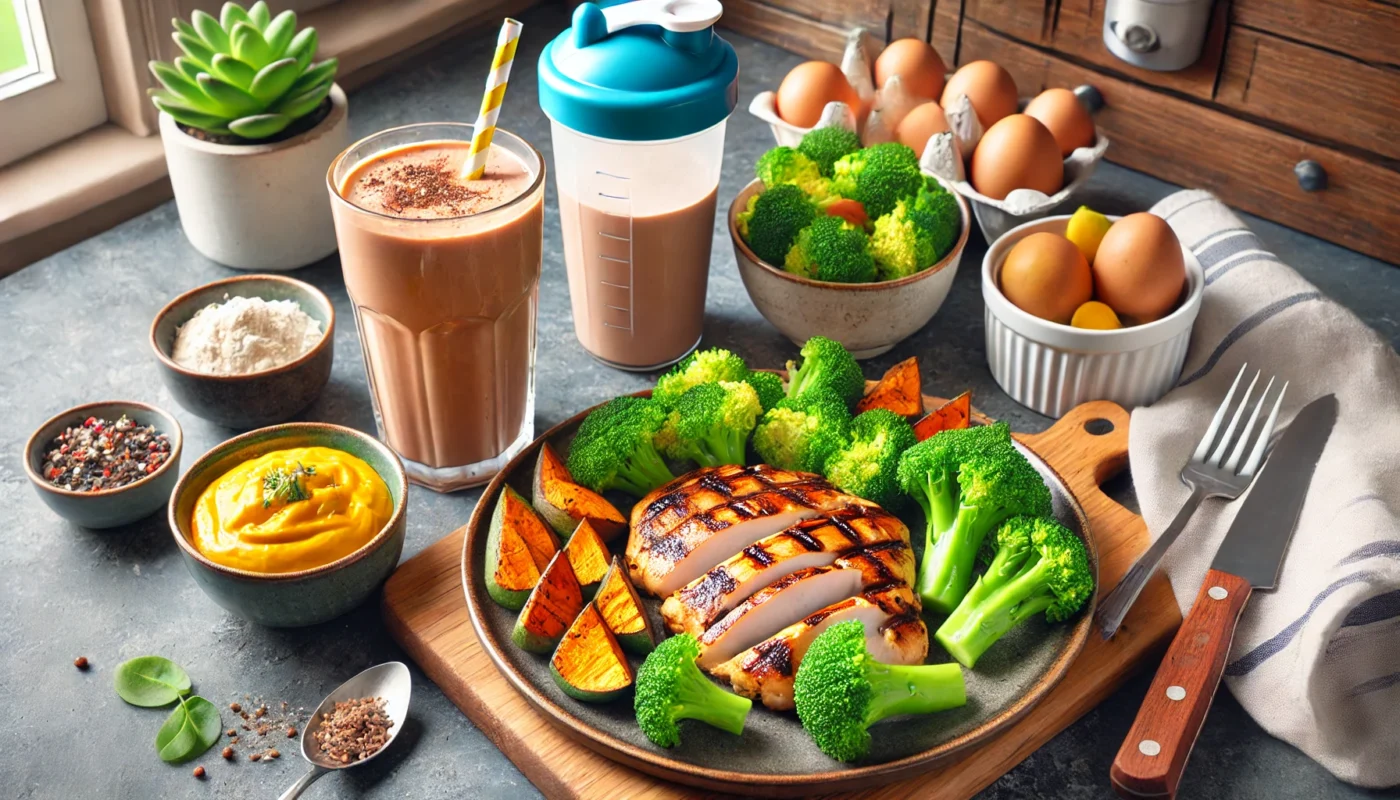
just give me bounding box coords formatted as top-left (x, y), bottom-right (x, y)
top-left (40, 415), bottom-right (172, 491)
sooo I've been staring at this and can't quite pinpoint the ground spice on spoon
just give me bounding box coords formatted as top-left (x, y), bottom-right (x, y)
top-left (312, 696), bottom-right (394, 764)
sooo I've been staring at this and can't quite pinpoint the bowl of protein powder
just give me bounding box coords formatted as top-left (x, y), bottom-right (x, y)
top-left (150, 274), bottom-right (335, 429)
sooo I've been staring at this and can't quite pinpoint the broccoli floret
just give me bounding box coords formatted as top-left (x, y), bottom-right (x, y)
top-left (798, 126), bottom-right (862, 178)
top-left (794, 620), bottom-right (965, 762)
top-left (785, 335), bottom-right (864, 407)
top-left (566, 396), bottom-right (676, 497)
top-left (653, 348), bottom-right (749, 409)
top-left (657, 381), bottom-right (762, 468)
top-left (868, 184), bottom-right (962, 281)
top-left (738, 184), bottom-right (818, 266)
top-left (743, 370), bottom-right (786, 413)
top-left (784, 216), bottom-right (877, 283)
top-left (825, 409), bottom-right (917, 510)
top-left (915, 443), bottom-right (1052, 614)
top-left (935, 516), bottom-right (1094, 668)
top-left (830, 143), bottom-right (924, 219)
top-left (752, 389), bottom-right (852, 473)
top-left (635, 634), bottom-right (753, 748)
top-left (897, 423), bottom-right (1014, 550)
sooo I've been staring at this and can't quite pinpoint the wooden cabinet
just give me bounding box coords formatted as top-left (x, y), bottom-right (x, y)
top-left (722, 0), bottom-right (1400, 263)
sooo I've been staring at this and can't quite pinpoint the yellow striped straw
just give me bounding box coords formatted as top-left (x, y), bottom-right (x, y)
top-left (462, 17), bottom-right (523, 180)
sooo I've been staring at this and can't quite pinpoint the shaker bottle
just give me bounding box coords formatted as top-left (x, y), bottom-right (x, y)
top-left (539, 0), bottom-right (739, 371)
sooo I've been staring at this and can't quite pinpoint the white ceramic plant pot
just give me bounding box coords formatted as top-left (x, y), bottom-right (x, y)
top-left (159, 84), bottom-right (350, 271)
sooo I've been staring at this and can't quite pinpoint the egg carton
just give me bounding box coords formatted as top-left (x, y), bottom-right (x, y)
top-left (920, 97), bottom-right (1111, 243)
top-left (748, 27), bottom-right (873, 146)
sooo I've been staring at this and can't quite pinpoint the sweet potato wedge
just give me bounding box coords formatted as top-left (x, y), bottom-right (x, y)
top-left (550, 604), bottom-right (634, 703)
top-left (856, 357), bottom-right (923, 417)
top-left (564, 519), bottom-right (611, 600)
top-left (485, 486), bottom-right (562, 609)
top-left (593, 556), bottom-right (656, 656)
top-left (512, 551), bottom-right (586, 653)
top-left (913, 390), bottom-right (972, 441)
top-left (532, 442), bottom-right (627, 541)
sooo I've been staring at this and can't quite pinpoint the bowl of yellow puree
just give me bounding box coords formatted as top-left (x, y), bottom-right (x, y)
top-left (168, 423), bottom-right (407, 627)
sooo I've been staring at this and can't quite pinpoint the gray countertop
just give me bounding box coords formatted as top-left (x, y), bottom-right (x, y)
top-left (3, 5), bottom-right (1395, 798)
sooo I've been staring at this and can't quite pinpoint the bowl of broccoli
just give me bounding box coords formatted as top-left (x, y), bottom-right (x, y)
top-left (728, 129), bottom-right (970, 359)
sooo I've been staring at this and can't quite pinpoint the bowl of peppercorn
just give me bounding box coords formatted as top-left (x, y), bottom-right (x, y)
top-left (24, 400), bottom-right (183, 529)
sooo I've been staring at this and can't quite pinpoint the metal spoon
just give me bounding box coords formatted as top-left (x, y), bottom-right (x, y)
top-left (278, 662), bottom-right (412, 800)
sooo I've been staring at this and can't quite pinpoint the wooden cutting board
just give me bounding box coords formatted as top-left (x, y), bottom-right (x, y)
top-left (382, 400), bottom-right (1181, 799)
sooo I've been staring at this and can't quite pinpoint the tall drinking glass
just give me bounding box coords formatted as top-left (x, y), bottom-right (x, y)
top-left (327, 123), bottom-right (545, 492)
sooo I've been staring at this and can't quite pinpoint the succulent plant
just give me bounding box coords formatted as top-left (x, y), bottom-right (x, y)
top-left (148, 1), bottom-right (337, 140)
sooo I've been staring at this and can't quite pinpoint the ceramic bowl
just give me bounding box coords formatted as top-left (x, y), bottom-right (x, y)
top-left (150, 274), bottom-right (334, 429)
top-left (167, 422), bottom-right (407, 627)
top-left (729, 177), bottom-right (971, 359)
top-left (24, 401), bottom-right (184, 529)
top-left (983, 214), bottom-right (1204, 417)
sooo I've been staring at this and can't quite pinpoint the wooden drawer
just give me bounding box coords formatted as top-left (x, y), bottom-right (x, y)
top-left (959, 22), bottom-right (1400, 264)
top-left (1232, 0), bottom-right (1400, 67)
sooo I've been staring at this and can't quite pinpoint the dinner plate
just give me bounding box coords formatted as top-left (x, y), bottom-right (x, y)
top-left (462, 389), bottom-right (1097, 796)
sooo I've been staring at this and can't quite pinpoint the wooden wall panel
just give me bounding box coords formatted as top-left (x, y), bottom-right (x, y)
top-left (720, 0), bottom-right (849, 62)
top-left (930, 0), bottom-right (964, 64)
top-left (1232, 0), bottom-right (1400, 68)
top-left (959, 22), bottom-right (1400, 264)
top-left (1218, 28), bottom-right (1400, 162)
top-left (963, 0), bottom-right (1048, 44)
top-left (720, 0), bottom-right (935, 63)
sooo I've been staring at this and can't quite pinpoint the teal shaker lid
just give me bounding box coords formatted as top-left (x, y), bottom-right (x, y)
top-left (538, 0), bottom-right (739, 141)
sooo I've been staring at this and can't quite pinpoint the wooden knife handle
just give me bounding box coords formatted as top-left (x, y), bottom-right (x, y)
top-left (1110, 568), bottom-right (1253, 799)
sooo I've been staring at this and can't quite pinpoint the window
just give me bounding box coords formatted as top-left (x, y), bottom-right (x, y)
top-left (0, 0), bottom-right (106, 167)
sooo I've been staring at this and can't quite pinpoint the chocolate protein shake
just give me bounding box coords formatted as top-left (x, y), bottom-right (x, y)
top-left (329, 125), bottom-right (544, 491)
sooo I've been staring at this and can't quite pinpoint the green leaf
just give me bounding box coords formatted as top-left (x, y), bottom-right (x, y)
top-left (172, 32), bottom-right (215, 70)
top-left (155, 696), bottom-right (222, 763)
top-left (284, 28), bottom-right (317, 73)
top-left (248, 0), bottom-right (270, 30)
top-left (211, 53), bottom-right (256, 89)
top-left (149, 61), bottom-right (219, 112)
top-left (220, 2), bottom-right (251, 33)
top-left (173, 17), bottom-right (199, 41)
top-left (263, 10), bottom-right (297, 56)
top-left (113, 656), bottom-right (192, 707)
top-left (198, 72), bottom-right (265, 116)
top-left (154, 99), bottom-right (232, 134)
top-left (174, 56), bottom-right (203, 82)
top-left (230, 21), bottom-right (273, 68)
top-left (271, 79), bottom-right (330, 120)
top-left (286, 58), bottom-right (336, 98)
top-left (191, 10), bottom-right (229, 53)
top-left (248, 57), bottom-right (299, 103)
top-left (229, 113), bottom-right (292, 139)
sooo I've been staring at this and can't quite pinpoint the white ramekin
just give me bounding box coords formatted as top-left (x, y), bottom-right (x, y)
top-left (982, 215), bottom-right (1204, 418)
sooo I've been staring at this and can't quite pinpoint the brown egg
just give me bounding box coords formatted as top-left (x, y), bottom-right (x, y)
top-left (1000, 232), bottom-right (1093, 324)
top-left (940, 60), bottom-right (1018, 128)
top-left (776, 61), bottom-right (861, 128)
top-left (875, 39), bottom-right (947, 101)
top-left (1024, 88), bottom-right (1096, 157)
top-left (1092, 213), bottom-right (1186, 323)
top-left (970, 114), bottom-right (1064, 200)
top-left (895, 102), bottom-right (950, 158)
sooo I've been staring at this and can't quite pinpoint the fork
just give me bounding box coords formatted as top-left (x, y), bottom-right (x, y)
top-left (1095, 364), bottom-right (1288, 639)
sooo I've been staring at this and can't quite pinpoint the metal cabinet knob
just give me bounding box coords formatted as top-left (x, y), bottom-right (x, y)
top-left (1074, 84), bottom-right (1105, 114)
top-left (1294, 160), bottom-right (1327, 192)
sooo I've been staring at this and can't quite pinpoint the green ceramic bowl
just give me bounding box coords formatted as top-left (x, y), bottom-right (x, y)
top-left (150, 274), bottom-right (334, 429)
top-left (24, 400), bottom-right (184, 529)
top-left (168, 422), bottom-right (407, 627)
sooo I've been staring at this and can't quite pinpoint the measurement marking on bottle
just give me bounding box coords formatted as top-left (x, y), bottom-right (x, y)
top-left (604, 304), bottom-right (629, 312)
top-left (599, 254), bottom-right (630, 264)
top-left (599, 231), bottom-right (629, 242)
top-left (592, 170), bottom-right (634, 334)
top-left (600, 281), bottom-right (630, 289)
top-left (598, 192), bottom-right (629, 201)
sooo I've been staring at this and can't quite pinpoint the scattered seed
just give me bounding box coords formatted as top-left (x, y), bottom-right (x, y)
top-left (255, 706), bottom-right (266, 718)
top-left (226, 729), bottom-right (237, 737)
top-left (287, 727), bottom-right (297, 738)
top-left (193, 766), bottom-right (205, 779)
top-left (249, 753), bottom-right (261, 762)
top-left (221, 747), bottom-right (234, 760)
top-left (74, 656), bottom-right (89, 670)
top-left (267, 749), bottom-right (280, 759)
top-left (230, 702), bottom-right (242, 713)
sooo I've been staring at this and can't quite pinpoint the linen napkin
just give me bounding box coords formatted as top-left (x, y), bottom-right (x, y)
top-left (1128, 190), bottom-right (1400, 788)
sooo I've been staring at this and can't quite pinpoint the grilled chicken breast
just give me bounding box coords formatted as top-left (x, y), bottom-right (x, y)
top-left (662, 511), bottom-right (911, 636)
top-left (693, 543), bottom-right (915, 669)
top-left (712, 585), bottom-right (926, 710)
top-left (626, 466), bottom-right (895, 597)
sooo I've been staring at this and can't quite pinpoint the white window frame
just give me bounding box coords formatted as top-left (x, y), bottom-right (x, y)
top-left (0, 0), bottom-right (107, 167)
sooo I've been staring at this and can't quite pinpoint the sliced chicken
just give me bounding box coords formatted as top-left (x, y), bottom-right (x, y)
top-left (662, 511), bottom-right (911, 636)
top-left (627, 466), bottom-right (900, 597)
top-left (694, 543), bottom-right (915, 669)
top-left (712, 586), bottom-right (927, 710)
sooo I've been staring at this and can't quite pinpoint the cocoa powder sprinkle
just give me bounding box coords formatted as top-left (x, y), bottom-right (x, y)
top-left (371, 158), bottom-right (480, 216)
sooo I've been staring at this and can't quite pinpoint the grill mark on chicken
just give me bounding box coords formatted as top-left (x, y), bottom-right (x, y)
top-left (699, 568), bottom-right (815, 644)
top-left (747, 638), bottom-right (795, 678)
top-left (741, 542), bottom-right (776, 567)
top-left (678, 568), bottom-right (739, 612)
top-left (881, 611), bottom-right (920, 634)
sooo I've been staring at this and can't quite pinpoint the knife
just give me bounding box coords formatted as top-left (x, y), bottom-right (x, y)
top-left (1109, 394), bottom-right (1338, 799)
